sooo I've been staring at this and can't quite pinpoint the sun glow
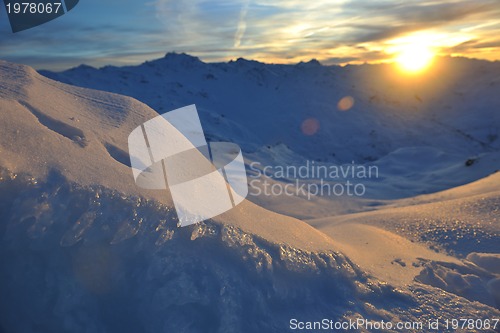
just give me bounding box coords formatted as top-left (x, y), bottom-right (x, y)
top-left (396, 44), bottom-right (434, 73)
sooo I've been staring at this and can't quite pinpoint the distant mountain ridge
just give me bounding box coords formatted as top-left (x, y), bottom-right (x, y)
top-left (40, 53), bottom-right (500, 162)
top-left (38, 53), bottom-right (500, 204)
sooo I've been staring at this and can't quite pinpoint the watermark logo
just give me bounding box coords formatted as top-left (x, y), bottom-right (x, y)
top-left (3, 0), bottom-right (79, 33)
top-left (248, 161), bottom-right (379, 200)
top-left (128, 105), bottom-right (248, 227)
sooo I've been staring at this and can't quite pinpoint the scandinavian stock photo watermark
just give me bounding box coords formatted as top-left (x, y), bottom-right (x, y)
top-left (248, 161), bottom-right (379, 200)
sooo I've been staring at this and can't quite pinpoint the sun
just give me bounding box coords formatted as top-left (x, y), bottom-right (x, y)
top-left (396, 44), bottom-right (434, 73)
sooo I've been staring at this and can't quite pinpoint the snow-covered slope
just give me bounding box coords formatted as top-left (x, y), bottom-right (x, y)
top-left (40, 54), bottom-right (500, 165)
top-left (0, 60), bottom-right (368, 333)
top-left (310, 172), bottom-right (500, 257)
top-left (1, 59), bottom-right (499, 332)
top-left (40, 53), bottom-right (500, 217)
top-left (41, 55), bottom-right (499, 168)
top-left (0, 60), bottom-right (337, 251)
top-left (309, 172), bottom-right (500, 307)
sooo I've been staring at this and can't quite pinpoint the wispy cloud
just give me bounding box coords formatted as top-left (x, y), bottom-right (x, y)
top-left (234, 0), bottom-right (250, 47)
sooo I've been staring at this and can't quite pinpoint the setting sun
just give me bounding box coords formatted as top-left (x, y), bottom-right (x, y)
top-left (396, 44), bottom-right (434, 73)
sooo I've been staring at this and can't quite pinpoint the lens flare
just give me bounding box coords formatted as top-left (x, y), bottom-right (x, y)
top-left (337, 96), bottom-right (355, 111)
top-left (301, 118), bottom-right (320, 136)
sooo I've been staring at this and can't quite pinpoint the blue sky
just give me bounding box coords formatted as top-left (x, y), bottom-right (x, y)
top-left (1, 0), bottom-right (499, 70)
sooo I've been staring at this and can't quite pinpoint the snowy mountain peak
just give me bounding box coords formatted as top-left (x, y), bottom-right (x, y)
top-left (71, 64), bottom-right (97, 71)
top-left (297, 58), bottom-right (322, 67)
top-left (39, 54), bottom-right (500, 165)
top-left (160, 52), bottom-right (204, 66)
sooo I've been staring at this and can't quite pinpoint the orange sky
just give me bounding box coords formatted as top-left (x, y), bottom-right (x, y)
top-left (1, 0), bottom-right (499, 69)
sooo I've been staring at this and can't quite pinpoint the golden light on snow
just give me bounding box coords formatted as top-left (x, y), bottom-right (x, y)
top-left (337, 96), bottom-right (354, 111)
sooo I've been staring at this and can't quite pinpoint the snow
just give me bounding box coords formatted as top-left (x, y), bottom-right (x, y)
top-left (0, 60), bottom-right (336, 253)
top-left (310, 223), bottom-right (462, 286)
top-left (467, 253), bottom-right (500, 274)
top-left (40, 53), bottom-right (500, 212)
top-left (415, 258), bottom-right (499, 308)
top-left (311, 180), bottom-right (500, 257)
top-left (0, 56), bottom-right (499, 332)
top-left (0, 169), bottom-right (498, 332)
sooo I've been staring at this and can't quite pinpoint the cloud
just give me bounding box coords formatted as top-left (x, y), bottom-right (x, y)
top-left (0, 0), bottom-right (498, 69)
top-left (148, 0), bottom-right (500, 64)
top-left (340, 0), bottom-right (500, 43)
top-left (234, 0), bottom-right (250, 47)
